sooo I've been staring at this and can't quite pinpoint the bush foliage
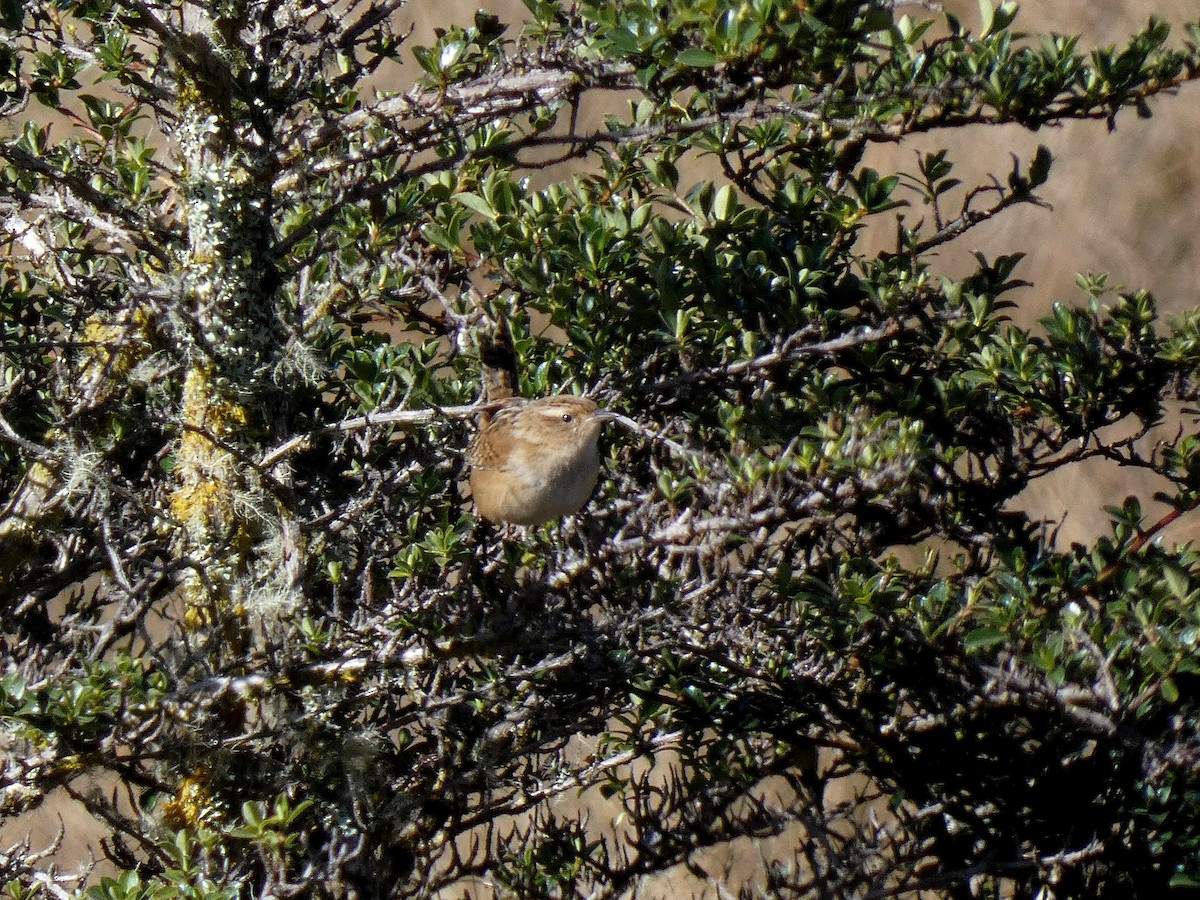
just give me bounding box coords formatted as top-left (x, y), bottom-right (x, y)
top-left (4, 0), bottom-right (1200, 897)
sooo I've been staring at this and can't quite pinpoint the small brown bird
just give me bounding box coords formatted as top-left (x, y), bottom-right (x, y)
top-left (468, 395), bottom-right (616, 525)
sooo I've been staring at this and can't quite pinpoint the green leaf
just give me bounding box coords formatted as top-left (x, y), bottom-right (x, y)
top-left (1161, 677), bottom-right (1180, 704)
top-left (676, 47), bottom-right (717, 67)
top-left (712, 184), bottom-right (736, 220)
top-left (455, 192), bottom-right (499, 220)
top-left (605, 25), bottom-right (640, 55)
top-left (421, 222), bottom-right (462, 252)
top-left (242, 801), bottom-right (264, 828)
top-left (977, 0), bottom-right (1017, 37)
top-left (977, 0), bottom-right (994, 36)
top-left (1163, 563), bottom-right (1191, 601)
top-left (964, 626), bottom-right (1007, 652)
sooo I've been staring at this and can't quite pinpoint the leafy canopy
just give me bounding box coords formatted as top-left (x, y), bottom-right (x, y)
top-left (3, 0), bottom-right (1200, 897)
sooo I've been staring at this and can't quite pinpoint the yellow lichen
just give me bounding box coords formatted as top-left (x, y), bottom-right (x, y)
top-left (0, 457), bottom-right (64, 564)
top-left (169, 478), bottom-right (230, 534)
top-left (170, 363), bottom-right (258, 628)
top-left (78, 306), bottom-right (154, 395)
top-left (161, 771), bottom-right (215, 830)
top-left (179, 364), bottom-right (249, 438)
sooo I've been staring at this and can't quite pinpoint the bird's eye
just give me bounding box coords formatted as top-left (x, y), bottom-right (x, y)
top-left (561, 413), bottom-right (574, 424)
